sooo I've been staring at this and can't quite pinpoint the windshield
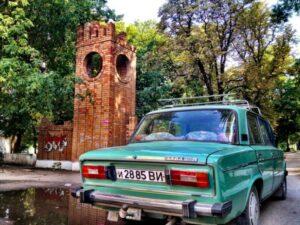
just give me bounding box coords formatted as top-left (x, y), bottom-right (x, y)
top-left (131, 109), bottom-right (238, 144)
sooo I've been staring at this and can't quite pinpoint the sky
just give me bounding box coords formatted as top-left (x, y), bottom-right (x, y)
top-left (107, 0), bottom-right (167, 23)
top-left (107, 0), bottom-right (300, 56)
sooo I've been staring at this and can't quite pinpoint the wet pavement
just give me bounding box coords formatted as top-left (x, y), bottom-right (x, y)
top-left (0, 152), bottom-right (299, 225)
top-left (1, 180), bottom-right (299, 225)
top-left (0, 188), bottom-right (72, 225)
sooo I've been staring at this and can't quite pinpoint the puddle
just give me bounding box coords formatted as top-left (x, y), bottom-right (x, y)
top-left (0, 188), bottom-right (70, 225)
top-left (0, 188), bottom-right (162, 225)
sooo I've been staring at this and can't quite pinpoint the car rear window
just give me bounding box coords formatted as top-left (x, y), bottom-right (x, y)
top-left (132, 109), bottom-right (238, 144)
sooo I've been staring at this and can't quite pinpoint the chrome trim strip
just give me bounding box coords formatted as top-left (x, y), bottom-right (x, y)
top-left (83, 183), bottom-right (212, 197)
top-left (89, 191), bottom-right (213, 216)
top-left (222, 161), bottom-right (258, 172)
top-left (81, 158), bottom-right (206, 165)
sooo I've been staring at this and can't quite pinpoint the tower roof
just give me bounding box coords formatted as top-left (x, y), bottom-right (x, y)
top-left (76, 21), bottom-right (136, 52)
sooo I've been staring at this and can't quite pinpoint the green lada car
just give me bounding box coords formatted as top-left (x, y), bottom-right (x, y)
top-left (72, 102), bottom-right (287, 225)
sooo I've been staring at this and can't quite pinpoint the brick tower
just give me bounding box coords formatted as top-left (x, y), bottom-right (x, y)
top-left (72, 21), bottom-right (136, 161)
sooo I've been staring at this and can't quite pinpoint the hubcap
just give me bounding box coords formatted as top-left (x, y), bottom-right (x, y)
top-left (249, 191), bottom-right (259, 225)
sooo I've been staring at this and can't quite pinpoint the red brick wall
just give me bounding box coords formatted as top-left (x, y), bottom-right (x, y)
top-left (37, 22), bottom-right (136, 162)
top-left (68, 197), bottom-right (108, 225)
top-left (37, 119), bottom-right (73, 161)
top-left (71, 21), bottom-right (136, 161)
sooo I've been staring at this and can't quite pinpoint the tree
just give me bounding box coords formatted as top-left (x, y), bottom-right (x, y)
top-left (159, 0), bottom-right (251, 95)
top-left (226, 2), bottom-right (294, 120)
top-left (272, 0), bottom-right (300, 23)
top-left (274, 59), bottom-right (300, 151)
top-left (0, 1), bottom-right (8, 8)
top-left (24, 0), bottom-right (121, 124)
top-left (0, 0), bottom-right (120, 152)
top-left (116, 21), bottom-right (172, 118)
top-left (0, 0), bottom-right (52, 152)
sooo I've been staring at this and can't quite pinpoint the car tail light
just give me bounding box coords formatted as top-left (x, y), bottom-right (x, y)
top-left (170, 170), bottom-right (209, 188)
top-left (82, 165), bottom-right (106, 179)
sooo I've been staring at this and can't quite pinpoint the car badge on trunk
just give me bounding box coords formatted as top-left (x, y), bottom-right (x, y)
top-left (165, 156), bottom-right (198, 163)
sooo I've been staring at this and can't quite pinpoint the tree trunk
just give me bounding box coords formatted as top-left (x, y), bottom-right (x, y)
top-left (217, 78), bottom-right (224, 95)
top-left (218, 59), bottom-right (225, 95)
top-left (33, 126), bottom-right (38, 154)
top-left (195, 59), bottom-right (214, 96)
top-left (12, 133), bottom-right (22, 153)
top-left (286, 138), bottom-right (290, 152)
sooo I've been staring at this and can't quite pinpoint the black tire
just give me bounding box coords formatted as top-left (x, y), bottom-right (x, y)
top-left (274, 177), bottom-right (287, 200)
top-left (236, 187), bottom-right (260, 225)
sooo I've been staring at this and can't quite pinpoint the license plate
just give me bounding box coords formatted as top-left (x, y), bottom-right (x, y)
top-left (116, 168), bottom-right (166, 182)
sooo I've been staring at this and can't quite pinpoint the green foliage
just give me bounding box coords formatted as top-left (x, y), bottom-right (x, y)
top-left (274, 60), bottom-right (300, 150)
top-left (225, 2), bottom-right (294, 121)
top-left (0, 0), bottom-right (52, 151)
top-left (159, 0), bottom-right (251, 95)
top-left (0, 0), bottom-right (119, 152)
top-left (158, 0), bottom-right (298, 143)
top-left (272, 0), bottom-right (300, 23)
top-left (0, 0), bottom-right (299, 151)
top-left (24, 0), bottom-right (120, 124)
top-left (116, 21), bottom-right (172, 118)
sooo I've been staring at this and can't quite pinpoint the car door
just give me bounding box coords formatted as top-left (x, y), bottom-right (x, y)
top-left (261, 119), bottom-right (285, 190)
top-left (247, 113), bottom-right (274, 198)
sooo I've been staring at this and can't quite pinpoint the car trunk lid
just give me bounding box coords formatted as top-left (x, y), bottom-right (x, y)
top-left (80, 141), bottom-right (231, 198)
top-left (80, 141), bottom-right (229, 164)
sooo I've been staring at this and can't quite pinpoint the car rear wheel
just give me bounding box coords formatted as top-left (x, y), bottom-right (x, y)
top-left (236, 187), bottom-right (260, 225)
top-left (274, 177), bottom-right (287, 200)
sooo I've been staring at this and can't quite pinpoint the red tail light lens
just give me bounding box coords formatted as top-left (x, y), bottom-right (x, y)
top-left (82, 165), bottom-right (106, 179)
top-left (170, 170), bottom-right (209, 188)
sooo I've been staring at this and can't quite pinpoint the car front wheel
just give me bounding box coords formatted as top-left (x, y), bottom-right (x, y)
top-left (236, 187), bottom-right (260, 225)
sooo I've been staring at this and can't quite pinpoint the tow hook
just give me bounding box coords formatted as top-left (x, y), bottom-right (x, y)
top-left (118, 205), bottom-right (142, 221)
top-left (119, 205), bottom-right (129, 219)
top-left (70, 186), bottom-right (82, 198)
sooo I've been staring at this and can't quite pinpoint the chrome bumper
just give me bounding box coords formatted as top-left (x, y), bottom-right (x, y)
top-left (71, 188), bottom-right (232, 219)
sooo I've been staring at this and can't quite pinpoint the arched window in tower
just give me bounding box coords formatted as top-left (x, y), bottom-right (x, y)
top-left (85, 52), bottom-right (103, 78)
top-left (116, 54), bottom-right (130, 78)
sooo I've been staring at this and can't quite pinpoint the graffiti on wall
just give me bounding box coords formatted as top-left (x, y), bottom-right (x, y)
top-left (44, 134), bottom-right (68, 152)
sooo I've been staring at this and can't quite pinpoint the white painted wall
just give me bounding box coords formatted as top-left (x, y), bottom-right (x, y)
top-left (35, 160), bottom-right (80, 171)
top-left (3, 153), bottom-right (36, 166)
top-left (0, 136), bottom-right (12, 154)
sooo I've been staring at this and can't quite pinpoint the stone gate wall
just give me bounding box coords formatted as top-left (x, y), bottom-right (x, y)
top-left (71, 21), bottom-right (136, 160)
top-left (36, 21), bottom-right (136, 169)
top-left (37, 119), bottom-right (73, 161)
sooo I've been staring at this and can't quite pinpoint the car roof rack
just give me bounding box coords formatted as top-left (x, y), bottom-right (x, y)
top-left (158, 93), bottom-right (262, 115)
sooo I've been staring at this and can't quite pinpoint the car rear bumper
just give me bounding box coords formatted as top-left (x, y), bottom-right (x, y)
top-left (71, 187), bottom-right (232, 219)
